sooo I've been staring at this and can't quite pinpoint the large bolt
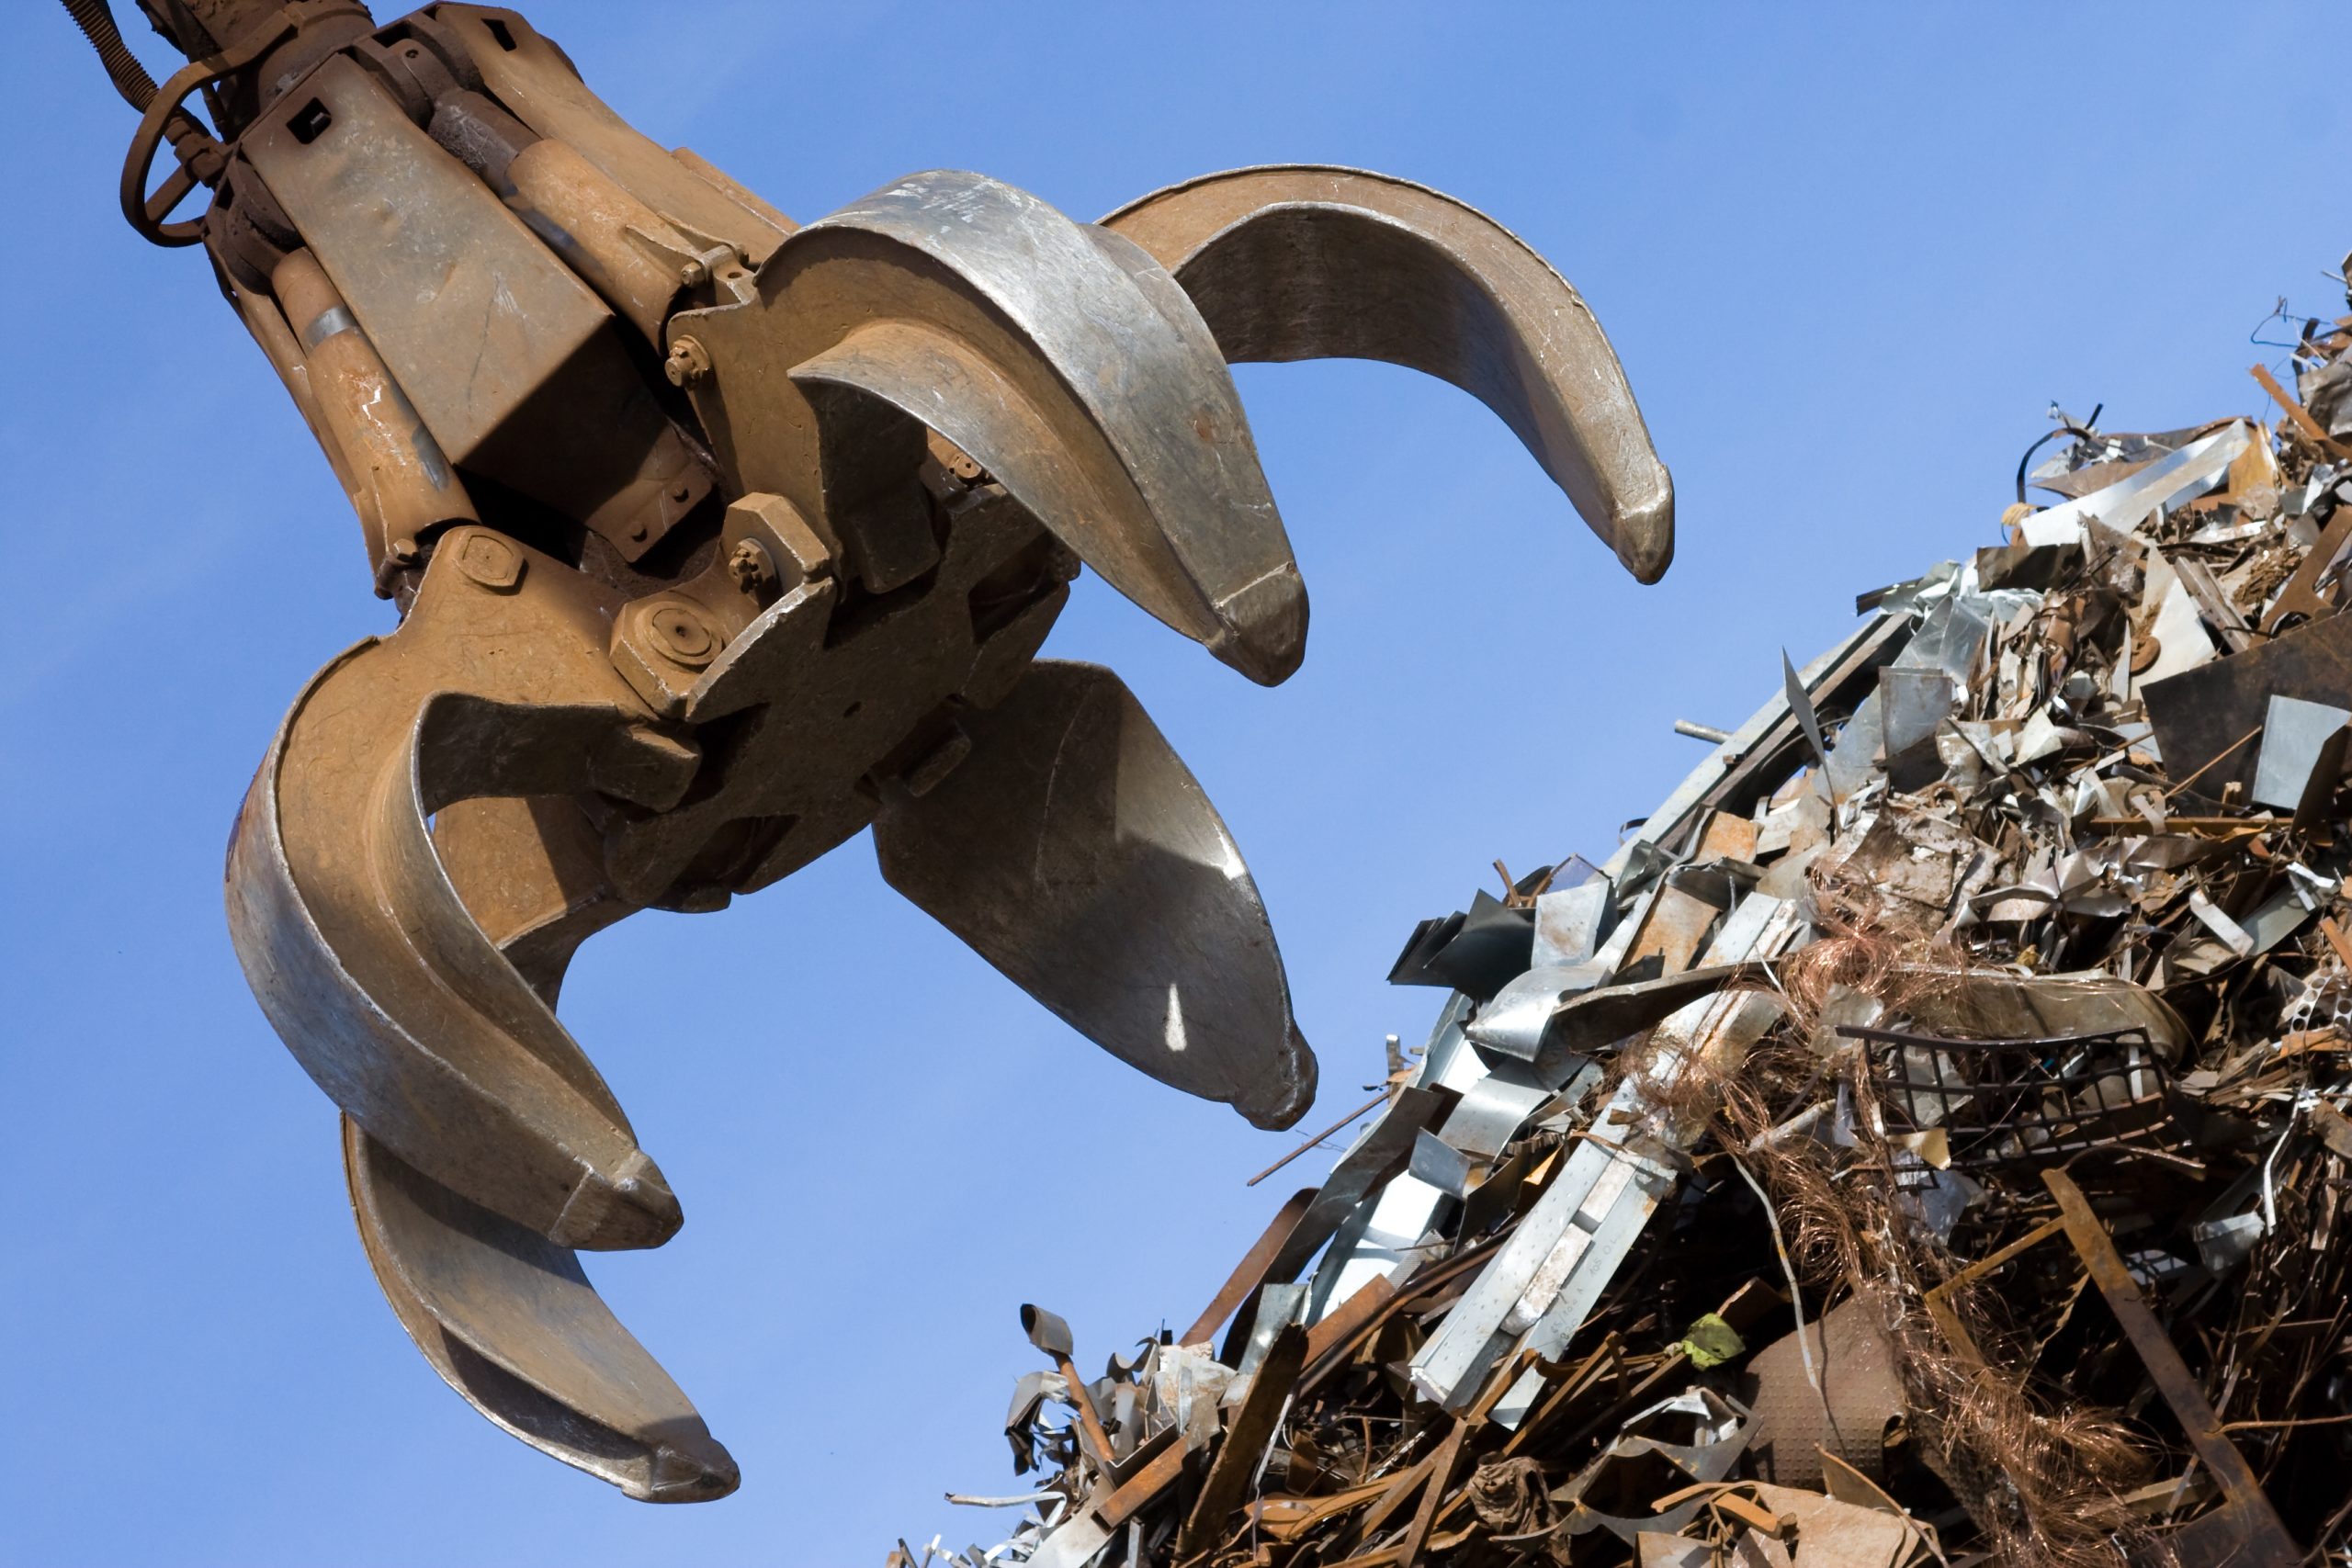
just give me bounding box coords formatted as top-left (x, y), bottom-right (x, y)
top-left (610, 597), bottom-right (727, 717)
top-left (663, 335), bottom-right (712, 388)
top-left (726, 538), bottom-right (777, 597)
top-left (647, 601), bottom-right (717, 666)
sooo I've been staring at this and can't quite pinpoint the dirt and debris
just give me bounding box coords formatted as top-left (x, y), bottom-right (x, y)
top-left (892, 261), bottom-right (2352, 1568)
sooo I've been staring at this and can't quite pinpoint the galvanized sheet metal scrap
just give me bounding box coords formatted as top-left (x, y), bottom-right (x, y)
top-left (915, 273), bottom-right (2352, 1564)
top-left (67, 0), bottom-right (1673, 1499)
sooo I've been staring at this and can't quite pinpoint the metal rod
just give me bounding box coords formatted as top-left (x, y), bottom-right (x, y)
top-left (1246, 1091), bottom-right (1390, 1188)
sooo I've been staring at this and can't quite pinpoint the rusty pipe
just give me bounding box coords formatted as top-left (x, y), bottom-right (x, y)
top-left (228, 280), bottom-right (368, 531)
top-left (270, 248), bottom-right (477, 592)
top-left (503, 138), bottom-right (713, 344)
top-left (427, 85), bottom-right (712, 347)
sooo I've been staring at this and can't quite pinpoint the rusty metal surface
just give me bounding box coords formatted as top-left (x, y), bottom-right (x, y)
top-left (1734, 1295), bottom-right (1904, 1490)
top-left (437, 5), bottom-right (793, 263)
top-left (226, 527), bottom-right (683, 1250)
top-left (68, 0), bottom-right (1679, 1502)
top-left (239, 50), bottom-right (710, 564)
top-left (594, 482), bottom-right (1070, 904)
top-left (242, 52), bottom-right (612, 468)
top-left (2144, 608), bottom-right (2352, 807)
top-left (502, 137), bottom-right (706, 344)
top-left (2043, 1170), bottom-right (2302, 1566)
top-left (430, 794), bottom-right (629, 1006)
top-left (269, 245), bottom-right (476, 585)
top-left (1178, 1321), bottom-right (1308, 1560)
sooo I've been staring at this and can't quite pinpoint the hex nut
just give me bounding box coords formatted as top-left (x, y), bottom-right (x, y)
top-left (724, 492), bottom-right (836, 585)
top-left (609, 596), bottom-right (724, 718)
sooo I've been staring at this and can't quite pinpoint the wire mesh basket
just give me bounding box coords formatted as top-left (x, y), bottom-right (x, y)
top-left (1837, 1022), bottom-right (2182, 1178)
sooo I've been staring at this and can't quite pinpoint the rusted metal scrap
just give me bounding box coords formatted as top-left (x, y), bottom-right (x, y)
top-left (912, 259), bottom-right (2352, 1565)
top-left (64, 0), bottom-right (1677, 1502)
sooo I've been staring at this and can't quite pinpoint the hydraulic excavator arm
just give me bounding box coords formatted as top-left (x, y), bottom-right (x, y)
top-left (64, 0), bottom-right (1674, 1500)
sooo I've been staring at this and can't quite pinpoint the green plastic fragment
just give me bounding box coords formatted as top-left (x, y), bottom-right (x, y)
top-left (1677, 1312), bottom-right (1745, 1369)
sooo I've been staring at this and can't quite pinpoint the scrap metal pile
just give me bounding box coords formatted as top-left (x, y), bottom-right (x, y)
top-left (903, 286), bottom-right (2352, 1567)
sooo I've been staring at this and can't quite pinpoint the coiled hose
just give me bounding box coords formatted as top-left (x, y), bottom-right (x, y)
top-left (59, 0), bottom-right (159, 111)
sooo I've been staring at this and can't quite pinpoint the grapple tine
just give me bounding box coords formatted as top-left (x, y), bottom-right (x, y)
top-left (872, 659), bottom-right (1316, 1130)
top-left (675, 169), bottom-right (1308, 685)
top-left (226, 527), bottom-right (697, 1250)
top-left (1102, 165), bottom-right (1676, 584)
top-left (345, 1120), bottom-right (739, 1503)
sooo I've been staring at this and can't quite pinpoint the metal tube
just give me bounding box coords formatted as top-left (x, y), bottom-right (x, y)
top-left (270, 247), bottom-right (477, 592)
top-left (503, 138), bottom-right (700, 344)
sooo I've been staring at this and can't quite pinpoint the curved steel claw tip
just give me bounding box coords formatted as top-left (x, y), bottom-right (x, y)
top-left (874, 660), bottom-right (1317, 1130)
top-left (346, 1120), bottom-right (739, 1502)
top-left (1204, 562), bottom-right (1308, 688)
top-left (680, 168), bottom-right (1308, 684)
top-left (1102, 165), bottom-right (1676, 584)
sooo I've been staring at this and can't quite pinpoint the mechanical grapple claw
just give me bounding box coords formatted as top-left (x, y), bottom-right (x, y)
top-left (71, 0), bottom-right (1675, 1499)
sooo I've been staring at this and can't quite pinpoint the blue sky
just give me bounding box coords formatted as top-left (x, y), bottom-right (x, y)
top-left (6, 3), bottom-right (2347, 1563)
